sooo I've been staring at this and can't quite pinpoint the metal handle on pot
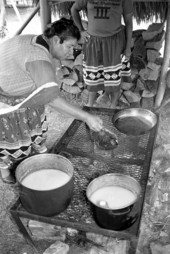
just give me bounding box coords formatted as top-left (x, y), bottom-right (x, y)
top-left (109, 206), bottom-right (132, 215)
top-left (58, 151), bottom-right (72, 159)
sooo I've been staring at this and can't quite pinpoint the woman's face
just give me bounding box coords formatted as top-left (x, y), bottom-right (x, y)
top-left (51, 37), bottom-right (78, 60)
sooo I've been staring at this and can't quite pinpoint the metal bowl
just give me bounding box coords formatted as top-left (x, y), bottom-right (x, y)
top-left (112, 108), bottom-right (157, 136)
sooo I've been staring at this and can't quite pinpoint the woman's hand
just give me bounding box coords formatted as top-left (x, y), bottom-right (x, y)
top-left (85, 114), bottom-right (103, 132)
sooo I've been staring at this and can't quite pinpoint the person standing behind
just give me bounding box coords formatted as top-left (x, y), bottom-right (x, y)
top-left (71, 0), bottom-right (133, 108)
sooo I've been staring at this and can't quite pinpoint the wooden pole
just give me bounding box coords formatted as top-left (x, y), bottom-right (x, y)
top-left (11, 2), bottom-right (22, 24)
top-left (155, 3), bottom-right (170, 108)
top-left (14, 3), bottom-right (40, 36)
top-left (40, 0), bottom-right (51, 33)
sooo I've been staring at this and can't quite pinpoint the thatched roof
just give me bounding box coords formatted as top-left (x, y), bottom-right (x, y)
top-left (34, 1), bottom-right (168, 23)
top-left (133, 1), bottom-right (168, 23)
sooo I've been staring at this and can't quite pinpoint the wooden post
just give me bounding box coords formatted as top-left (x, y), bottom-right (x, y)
top-left (11, 2), bottom-right (22, 24)
top-left (14, 3), bottom-right (40, 36)
top-left (155, 2), bottom-right (170, 108)
top-left (40, 0), bottom-right (51, 33)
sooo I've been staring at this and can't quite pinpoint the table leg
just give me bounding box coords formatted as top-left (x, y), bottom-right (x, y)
top-left (10, 210), bottom-right (39, 254)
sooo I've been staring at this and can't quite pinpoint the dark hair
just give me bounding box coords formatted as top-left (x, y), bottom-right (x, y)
top-left (44, 17), bottom-right (81, 43)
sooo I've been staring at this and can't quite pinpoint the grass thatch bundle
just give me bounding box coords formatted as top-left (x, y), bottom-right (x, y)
top-left (34, 1), bottom-right (168, 23)
top-left (133, 2), bottom-right (168, 24)
top-left (51, 2), bottom-right (74, 17)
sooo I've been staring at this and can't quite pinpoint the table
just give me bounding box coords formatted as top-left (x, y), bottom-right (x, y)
top-left (10, 107), bottom-right (158, 254)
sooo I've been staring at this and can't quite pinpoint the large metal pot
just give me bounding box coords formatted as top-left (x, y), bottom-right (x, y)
top-left (15, 154), bottom-right (74, 216)
top-left (86, 173), bottom-right (141, 231)
top-left (112, 108), bottom-right (157, 136)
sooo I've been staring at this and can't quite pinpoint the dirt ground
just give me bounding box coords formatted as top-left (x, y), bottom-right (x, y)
top-left (0, 6), bottom-right (166, 254)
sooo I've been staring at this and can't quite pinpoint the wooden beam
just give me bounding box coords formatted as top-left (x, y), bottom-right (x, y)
top-left (14, 3), bottom-right (40, 36)
top-left (155, 2), bottom-right (170, 108)
top-left (40, 0), bottom-right (51, 33)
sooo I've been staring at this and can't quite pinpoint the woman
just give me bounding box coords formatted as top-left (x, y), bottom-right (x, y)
top-left (0, 17), bottom-right (103, 184)
top-left (71, 0), bottom-right (133, 108)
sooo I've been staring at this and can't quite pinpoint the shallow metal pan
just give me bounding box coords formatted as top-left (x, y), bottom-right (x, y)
top-left (112, 108), bottom-right (157, 136)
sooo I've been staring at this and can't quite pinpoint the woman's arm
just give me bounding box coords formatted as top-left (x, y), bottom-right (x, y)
top-left (49, 97), bottom-right (103, 131)
top-left (26, 60), bottom-right (103, 132)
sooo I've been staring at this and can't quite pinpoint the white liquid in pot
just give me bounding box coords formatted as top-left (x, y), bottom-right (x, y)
top-left (90, 186), bottom-right (137, 209)
top-left (21, 169), bottom-right (70, 190)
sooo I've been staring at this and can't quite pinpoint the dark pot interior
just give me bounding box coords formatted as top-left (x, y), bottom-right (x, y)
top-left (15, 154), bottom-right (74, 216)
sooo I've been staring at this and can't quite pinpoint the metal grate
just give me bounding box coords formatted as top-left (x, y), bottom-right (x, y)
top-left (10, 107), bottom-right (158, 242)
top-left (50, 107), bottom-right (158, 236)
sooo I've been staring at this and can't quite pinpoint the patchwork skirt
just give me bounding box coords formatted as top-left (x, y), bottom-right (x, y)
top-left (0, 96), bottom-right (48, 168)
top-left (83, 28), bottom-right (131, 92)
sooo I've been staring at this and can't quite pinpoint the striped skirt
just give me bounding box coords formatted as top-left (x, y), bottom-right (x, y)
top-left (83, 28), bottom-right (131, 92)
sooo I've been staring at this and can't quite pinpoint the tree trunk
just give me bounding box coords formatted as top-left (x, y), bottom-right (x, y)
top-left (155, 3), bottom-right (170, 108)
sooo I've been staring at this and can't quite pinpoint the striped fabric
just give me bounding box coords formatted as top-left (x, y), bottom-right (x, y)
top-left (83, 28), bottom-right (131, 92)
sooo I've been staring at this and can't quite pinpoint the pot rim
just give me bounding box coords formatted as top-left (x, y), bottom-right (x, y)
top-left (86, 173), bottom-right (141, 210)
top-left (16, 153), bottom-right (74, 169)
top-left (112, 108), bottom-right (157, 135)
top-left (15, 153), bottom-right (74, 191)
top-left (113, 108), bottom-right (157, 120)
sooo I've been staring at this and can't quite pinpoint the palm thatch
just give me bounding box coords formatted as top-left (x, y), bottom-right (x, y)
top-left (133, 2), bottom-right (168, 24)
top-left (33, 1), bottom-right (168, 23)
top-left (51, 2), bottom-right (74, 17)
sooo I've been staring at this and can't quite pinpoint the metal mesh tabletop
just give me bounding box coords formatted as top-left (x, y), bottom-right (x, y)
top-left (10, 107), bottom-right (158, 242)
top-left (50, 107), bottom-right (158, 237)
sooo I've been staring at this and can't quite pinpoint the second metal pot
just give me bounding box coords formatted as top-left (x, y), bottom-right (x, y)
top-left (86, 173), bottom-right (141, 231)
